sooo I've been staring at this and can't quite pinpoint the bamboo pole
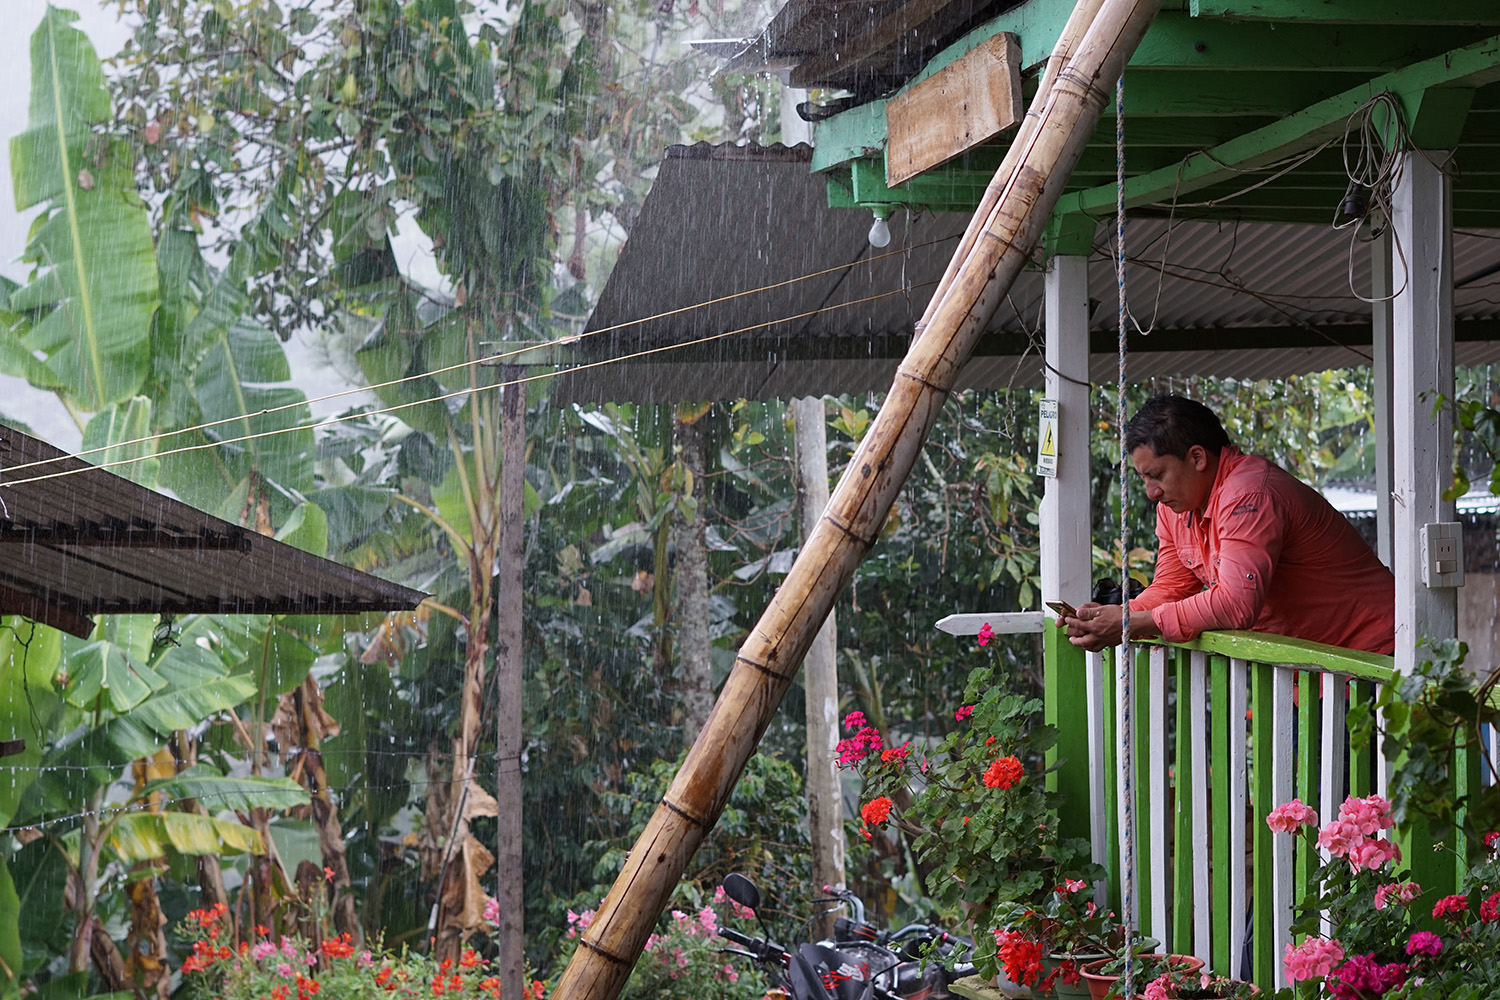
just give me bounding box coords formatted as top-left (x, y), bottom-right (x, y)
top-left (552, 2), bottom-right (1163, 997)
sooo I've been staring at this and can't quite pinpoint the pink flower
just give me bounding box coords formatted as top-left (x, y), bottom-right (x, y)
top-left (1406, 931), bottom-right (1443, 957)
top-left (977, 622), bottom-right (994, 647)
top-left (698, 907), bottom-right (718, 935)
top-left (1063, 878), bottom-right (1087, 893)
top-left (954, 705), bottom-right (974, 722)
top-left (842, 711), bottom-right (866, 732)
top-left (1330, 954), bottom-right (1407, 999)
top-left (357, 950), bottom-right (373, 968)
top-left (720, 964), bottom-right (739, 982)
top-left (1316, 820), bottom-right (1361, 858)
top-left (251, 942), bottom-right (277, 961)
top-left (276, 963), bottom-right (294, 978)
top-left (1283, 936), bottom-right (1344, 982)
top-left (835, 726), bottom-right (884, 766)
top-left (1143, 976), bottom-right (1171, 1000)
top-left (1374, 881), bottom-right (1421, 911)
top-left (483, 896), bottom-right (500, 924)
top-left (1433, 894), bottom-right (1469, 920)
top-left (1266, 798), bottom-right (1319, 833)
top-left (1347, 837), bottom-right (1401, 873)
top-left (1338, 795), bottom-right (1394, 836)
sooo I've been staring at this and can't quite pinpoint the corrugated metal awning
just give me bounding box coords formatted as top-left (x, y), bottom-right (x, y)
top-left (0, 425), bottom-right (426, 638)
top-left (543, 143), bottom-right (1500, 404)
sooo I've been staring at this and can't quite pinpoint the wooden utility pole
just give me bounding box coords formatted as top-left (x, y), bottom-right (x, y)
top-left (793, 395), bottom-right (845, 938)
top-left (496, 367), bottom-right (527, 998)
top-left (552, 2), bottom-right (1163, 996)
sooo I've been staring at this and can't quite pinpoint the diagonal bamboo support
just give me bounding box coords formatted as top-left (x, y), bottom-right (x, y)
top-left (552, 1), bottom-right (1164, 997)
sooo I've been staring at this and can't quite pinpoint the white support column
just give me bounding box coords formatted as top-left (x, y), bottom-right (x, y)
top-left (1042, 254), bottom-right (1092, 607)
top-left (1390, 151), bottom-right (1458, 675)
top-left (1371, 230), bottom-right (1395, 568)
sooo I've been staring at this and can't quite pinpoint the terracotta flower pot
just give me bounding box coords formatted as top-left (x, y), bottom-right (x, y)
top-left (1078, 954), bottom-right (1206, 1000)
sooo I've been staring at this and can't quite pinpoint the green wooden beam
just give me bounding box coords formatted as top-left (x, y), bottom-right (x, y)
top-left (1135, 16), bottom-right (1496, 72)
top-left (1057, 32), bottom-right (1500, 218)
top-left (1189, 0), bottom-right (1500, 25)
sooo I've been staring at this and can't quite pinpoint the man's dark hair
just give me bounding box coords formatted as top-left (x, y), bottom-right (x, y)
top-left (1125, 395), bottom-right (1231, 459)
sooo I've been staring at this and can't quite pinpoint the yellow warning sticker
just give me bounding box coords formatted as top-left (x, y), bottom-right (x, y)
top-left (1037, 399), bottom-right (1058, 477)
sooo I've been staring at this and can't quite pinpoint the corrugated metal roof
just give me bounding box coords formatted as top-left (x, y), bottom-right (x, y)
top-left (545, 143), bottom-right (1500, 403)
top-left (0, 425), bottom-right (425, 638)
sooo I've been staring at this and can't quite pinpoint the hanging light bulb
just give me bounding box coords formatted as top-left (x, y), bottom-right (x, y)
top-left (867, 209), bottom-right (892, 248)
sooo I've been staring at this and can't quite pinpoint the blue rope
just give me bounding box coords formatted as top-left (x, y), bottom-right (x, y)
top-left (1115, 71), bottom-right (1137, 999)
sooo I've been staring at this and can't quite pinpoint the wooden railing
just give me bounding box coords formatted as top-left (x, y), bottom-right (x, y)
top-left (1043, 627), bottom-right (1401, 990)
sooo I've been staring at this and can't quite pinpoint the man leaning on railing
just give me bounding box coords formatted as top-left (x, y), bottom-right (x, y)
top-left (1061, 394), bottom-right (1395, 656)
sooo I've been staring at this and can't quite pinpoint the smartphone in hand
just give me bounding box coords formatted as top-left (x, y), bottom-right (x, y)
top-left (1045, 600), bottom-right (1078, 619)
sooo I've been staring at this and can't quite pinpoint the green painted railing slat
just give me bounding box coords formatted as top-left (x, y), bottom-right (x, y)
top-left (1251, 661), bottom-right (1276, 988)
top-left (1349, 681), bottom-right (1373, 799)
top-left (1104, 648), bottom-right (1122, 910)
top-left (1295, 671), bottom-right (1319, 895)
top-left (1209, 654), bottom-right (1232, 976)
top-left (1172, 649), bottom-right (1193, 953)
top-left (1135, 647), bottom-right (1154, 940)
top-left (1046, 626), bottom-right (1092, 845)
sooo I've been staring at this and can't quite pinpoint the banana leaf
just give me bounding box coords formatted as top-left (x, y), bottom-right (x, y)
top-left (6, 7), bottom-right (157, 412)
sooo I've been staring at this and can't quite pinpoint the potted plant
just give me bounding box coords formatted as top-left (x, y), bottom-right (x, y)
top-left (1076, 948), bottom-right (1206, 1000)
top-left (990, 883), bottom-right (1129, 998)
top-left (840, 659), bottom-right (1101, 994)
top-left (1134, 969), bottom-right (1259, 999)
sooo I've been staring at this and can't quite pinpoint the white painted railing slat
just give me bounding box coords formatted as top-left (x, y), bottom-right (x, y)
top-left (1319, 671), bottom-right (1347, 937)
top-left (1087, 649), bottom-right (1110, 901)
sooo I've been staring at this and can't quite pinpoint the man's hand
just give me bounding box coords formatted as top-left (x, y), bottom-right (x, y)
top-left (1061, 602), bottom-right (1157, 652)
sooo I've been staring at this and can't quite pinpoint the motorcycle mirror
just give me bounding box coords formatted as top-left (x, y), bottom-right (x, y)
top-left (721, 873), bottom-right (761, 912)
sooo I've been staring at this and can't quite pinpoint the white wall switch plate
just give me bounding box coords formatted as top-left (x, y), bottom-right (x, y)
top-left (1420, 521), bottom-right (1464, 589)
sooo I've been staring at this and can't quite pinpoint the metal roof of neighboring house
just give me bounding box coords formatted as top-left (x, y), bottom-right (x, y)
top-left (0, 424), bottom-right (426, 638)
top-left (541, 143), bottom-right (1500, 404)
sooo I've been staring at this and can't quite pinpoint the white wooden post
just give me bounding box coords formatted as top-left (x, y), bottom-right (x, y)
top-left (1371, 230), bottom-right (1395, 568)
top-left (793, 396), bottom-right (846, 925)
top-left (1041, 253), bottom-right (1093, 607)
top-left (1390, 151), bottom-right (1458, 676)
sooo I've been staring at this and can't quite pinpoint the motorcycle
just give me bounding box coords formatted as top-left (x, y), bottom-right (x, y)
top-left (715, 873), bottom-right (974, 1000)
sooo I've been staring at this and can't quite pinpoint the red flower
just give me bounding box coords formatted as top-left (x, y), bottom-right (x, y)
top-left (861, 796), bottom-right (894, 826)
top-left (983, 756), bottom-right (1024, 790)
top-left (994, 929), bottom-right (1042, 987)
top-left (460, 949), bottom-right (481, 969)
top-left (954, 705), bottom-right (973, 722)
top-left (977, 622), bottom-right (994, 647)
top-left (1481, 891), bottom-right (1500, 923)
top-left (1432, 894), bottom-right (1469, 920)
top-left (1485, 830), bottom-right (1500, 851)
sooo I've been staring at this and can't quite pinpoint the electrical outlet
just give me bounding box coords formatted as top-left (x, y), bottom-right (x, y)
top-left (1420, 522), bottom-right (1464, 589)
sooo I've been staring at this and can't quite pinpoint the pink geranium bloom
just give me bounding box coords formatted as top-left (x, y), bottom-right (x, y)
top-left (1374, 881), bottom-right (1421, 911)
top-left (1266, 798), bottom-right (1319, 833)
top-left (1348, 837), bottom-right (1401, 873)
top-left (1283, 936), bottom-right (1344, 982)
top-left (1316, 820), bottom-right (1361, 858)
top-left (1338, 795), bottom-right (1394, 836)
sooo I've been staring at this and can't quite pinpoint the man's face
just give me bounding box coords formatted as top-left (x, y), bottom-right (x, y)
top-left (1130, 444), bottom-right (1214, 515)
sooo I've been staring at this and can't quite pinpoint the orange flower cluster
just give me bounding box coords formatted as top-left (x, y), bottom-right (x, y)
top-left (983, 755), bottom-right (1023, 790)
top-left (860, 796), bottom-right (893, 826)
top-left (181, 937), bottom-right (235, 974)
top-left (321, 934), bottom-right (357, 959)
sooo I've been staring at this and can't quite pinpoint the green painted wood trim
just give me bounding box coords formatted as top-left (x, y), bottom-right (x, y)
top-left (1046, 624), bottom-right (1092, 846)
top-left (1190, 0), bottom-right (1500, 23)
top-left (1348, 681), bottom-right (1373, 799)
top-left (810, 101), bottom-right (888, 173)
top-left (1135, 647), bottom-right (1155, 941)
top-left (1294, 671), bottom-right (1319, 897)
top-left (1250, 661), bottom-right (1275, 988)
top-left (1155, 633), bottom-right (1393, 682)
top-left (1208, 654), bottom-right (1232, 976)
top-left (1136, 17), bottom-right (1493, 72)
top-left (1104, 647), bottom-right (1122, 912)
top-left (1172, 648), bottom-right (1193, 953)
top-left (1055, 31), bottom-right (1500, 218)
top-left (1453, 739), bottom-right (1480, 876)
